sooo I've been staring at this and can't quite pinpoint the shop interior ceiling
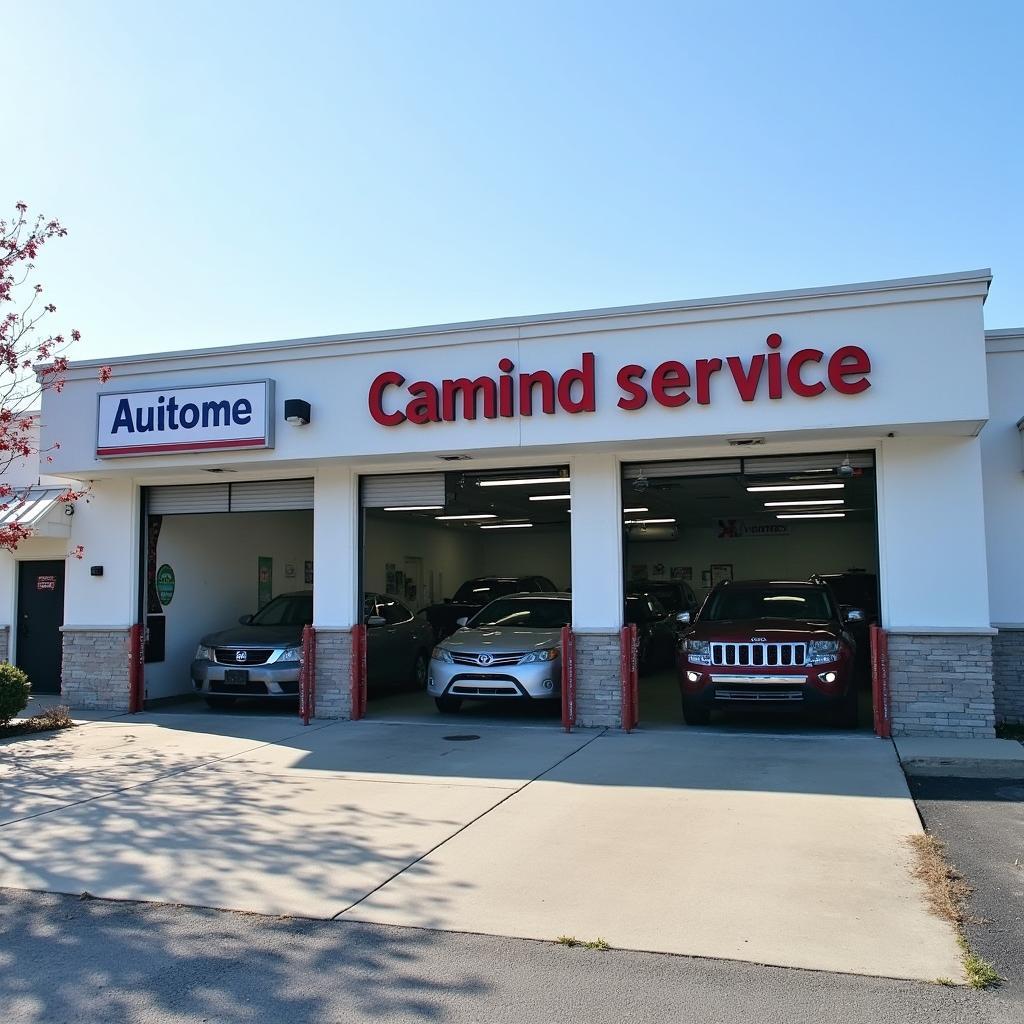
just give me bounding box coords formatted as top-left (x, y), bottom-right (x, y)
top-left (364, 462), bottom-right (875, 531)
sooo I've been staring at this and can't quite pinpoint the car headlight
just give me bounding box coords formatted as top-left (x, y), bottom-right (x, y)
top-left (432, 646), bottom-right (454, 663)
top-left (807, 639), bottom-right (841, 665)
top-left (279, 646), bottom-right (302, 662)
top-left (519, 648), bottom-right (560, 664)
top-left (195, 644), bottom-right (214, 661)
top-left (684, 639), bottom-right (712, 665)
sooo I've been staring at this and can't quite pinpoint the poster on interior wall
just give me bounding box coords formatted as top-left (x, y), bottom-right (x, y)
top-left (670, 566), bottom-right (692, 581)
top-left (385, 562), bottom-right (397, 594)
top-left (651, 563), bottom-right (666, 579)
top-left (258, 556), bottom-right (273, 608)
top-left (711, 563), bottom-right (733, 585)
top-left (284, 562), bottom-right (296, 579)
top-left (305, 560), bottom-right (314, 584)
top-left (630, 564), bottom-right (648, 581)
top-left (701, 569), bottom-right (712, 587)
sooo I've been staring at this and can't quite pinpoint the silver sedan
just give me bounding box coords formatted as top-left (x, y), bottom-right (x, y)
top-left (427, 593), bottom-right (570, 713)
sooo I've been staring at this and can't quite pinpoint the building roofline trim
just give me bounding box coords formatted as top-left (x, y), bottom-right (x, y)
top-left (63, 269), bottom-right (992, 374)
top-left (985, 328), bottom-right (1024, 354)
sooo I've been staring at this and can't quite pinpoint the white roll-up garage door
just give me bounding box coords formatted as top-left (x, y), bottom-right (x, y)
top-left (360, 472), bottom-right (446, 509)
top-left (147, 478), bottom-right (314, 515)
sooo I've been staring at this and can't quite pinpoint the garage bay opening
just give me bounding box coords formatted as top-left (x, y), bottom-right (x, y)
top-left (359, 466), bottom-right (571, 724)
top-left (139, 479), bottom-right (314, 713)
top-left (621, 453), bottom-right (879, 729)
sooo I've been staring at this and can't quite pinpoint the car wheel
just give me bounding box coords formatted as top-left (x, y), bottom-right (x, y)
top-left (681, 701), bottom-right (711, 726)
top-left (205, 696), bottom-right (236, 709)
top-left (435, 696), bottom-right (463, 714)
top-left (412, 651), bottom-right (429, 689)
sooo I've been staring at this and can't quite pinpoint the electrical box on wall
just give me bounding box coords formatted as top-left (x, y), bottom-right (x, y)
top-left (1018, 417), bottom-right (1024, 470)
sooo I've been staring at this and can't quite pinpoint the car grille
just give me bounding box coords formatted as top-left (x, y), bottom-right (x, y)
top-left (214, 648), bottom-right (274, 665)
top-left (715, 686), bottom-right (804, 702)
top-left (450, 651), bottom-right (527, 666)
top-left (450, 674), bottom-right (523, 696)
top-left (709, 642), bottom-right (806, 668)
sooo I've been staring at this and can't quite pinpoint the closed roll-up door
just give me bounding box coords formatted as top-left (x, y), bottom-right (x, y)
top-left (230, 478), bottom-right (314, 511)
top-left (623, 459), bottom-right (741, 480)
top-left (148, 484), bottom-right (230, 515)
top-left (742, 452), bottom-right (874, 475)
top-left (147, 478), bottom-right (314, 515)
top-left (360, 472), bottom-right (446, 509)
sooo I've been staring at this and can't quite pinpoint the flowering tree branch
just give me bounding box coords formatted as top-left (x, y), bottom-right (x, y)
top-left (0, 201), bottom-right (110, 552)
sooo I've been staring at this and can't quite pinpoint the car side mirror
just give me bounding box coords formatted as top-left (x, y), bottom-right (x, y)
top-left (675, 611), bottom-right (692, 625)
top-left (456, 616), bottom-right (469, 627)
top-left (238, 614), bottom-right (254, 625)
top-left (844, 607), bottom-right (865, 622)
top-left (366, 615), bottom-right (386, 627)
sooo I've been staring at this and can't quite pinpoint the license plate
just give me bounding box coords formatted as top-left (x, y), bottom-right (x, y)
top-left (223, 669), bottom-right (249, 685)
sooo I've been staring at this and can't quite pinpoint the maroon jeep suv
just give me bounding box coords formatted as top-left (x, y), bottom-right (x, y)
top-left (676, 579), bottom-right (862, 727)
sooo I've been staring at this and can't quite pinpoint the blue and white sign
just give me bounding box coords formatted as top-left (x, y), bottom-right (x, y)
top-left (96, 380), bottom-right (275, 458)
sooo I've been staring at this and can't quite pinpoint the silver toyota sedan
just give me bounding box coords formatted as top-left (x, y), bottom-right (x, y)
top-left (427, 592), bottom-right (571, 713)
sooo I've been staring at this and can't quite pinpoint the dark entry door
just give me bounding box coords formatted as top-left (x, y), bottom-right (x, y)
top-left (16, 560), bottom-right (66, 694)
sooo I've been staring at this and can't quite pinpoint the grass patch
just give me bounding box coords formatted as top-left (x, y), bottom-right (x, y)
top-left (996, 722), bottom-right (1024, 742)
top-left (555, 935), bottom-right (611, 951)
top-left (0, 704), bottom-right (75, 739)
top-left (907, 833), bottom-right (1001, 989)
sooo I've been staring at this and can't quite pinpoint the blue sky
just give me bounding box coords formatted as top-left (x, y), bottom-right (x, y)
top-left (5, 1), bottom-right (1023, 361)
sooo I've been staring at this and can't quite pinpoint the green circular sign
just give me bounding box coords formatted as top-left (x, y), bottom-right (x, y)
top-left (156, 564), bottom-right (176, 606)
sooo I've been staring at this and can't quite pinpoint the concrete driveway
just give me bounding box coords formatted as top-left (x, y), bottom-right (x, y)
top-left (0, 713), bottom-right (962, 981)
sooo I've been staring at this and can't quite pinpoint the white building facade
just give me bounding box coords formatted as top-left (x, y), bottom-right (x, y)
top-left (3, 270), bottom-right (1021, 736)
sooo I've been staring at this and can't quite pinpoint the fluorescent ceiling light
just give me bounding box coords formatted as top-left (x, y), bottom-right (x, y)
top-left (623, 507), bottom-right (649, 513)
top-left (624, 518), bottom-right (677, 525)
top-left (528, 494), bottom-right (571, 501)
top-left (435, 513), bottom-right (497, 521)
top-left (480, 523), bottom-right (534, 530)
top-left (478, 477), bottom-right (569, 487)
top-left (747, 483), bottom-right (845, 493)
top-left (383, 505), bottom-right (444, 511)
top-left (763, 499), bottom-right (845, 508)
top-left (775, 512), bottom-right (846, 520)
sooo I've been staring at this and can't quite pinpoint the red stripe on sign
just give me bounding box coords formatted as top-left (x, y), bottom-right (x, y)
top-left (97, 437), bottom-right (268, 456)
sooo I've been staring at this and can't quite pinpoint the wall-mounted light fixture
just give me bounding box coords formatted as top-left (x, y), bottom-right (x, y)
top-left (284, 399), bottom-right (311, 426)
top-left (64, 504), bottom-right (75, 517)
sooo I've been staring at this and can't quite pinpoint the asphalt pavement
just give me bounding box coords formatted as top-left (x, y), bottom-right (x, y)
top-left (0, 888), bottom-right (1019, 1024)
top-left (910, 775), bottom-right (1024, 1002)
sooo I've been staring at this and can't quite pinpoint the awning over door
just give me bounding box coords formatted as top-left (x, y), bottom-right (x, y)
top-left (0, 488), bottom-right (73, 538)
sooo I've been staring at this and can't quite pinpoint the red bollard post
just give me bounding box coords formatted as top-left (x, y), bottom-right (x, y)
top-left (561, 625), bottom-right (576, 732)
top-left (620, 624), bottom-right (639, 731)
top-left (299, 624), bottom-right (315, 726)
top-left (350, 624), bottom-right (367, 721)
top-left (128, 623), bottom-right (144, 713)
top-left (870, 624), bottom-right (891, 738)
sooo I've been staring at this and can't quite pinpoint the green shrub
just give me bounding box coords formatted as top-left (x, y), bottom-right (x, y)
top-left (0, 662), bottom-right (31, 725)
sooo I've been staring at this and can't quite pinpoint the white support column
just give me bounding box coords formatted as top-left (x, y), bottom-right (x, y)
top-left (569, 453), bottom-right (624, 632)
top-left (569, 453), bottom-right (624, 727)
top-left (61, 477), bottom-right (140, 709)
top-left (877, 436), bottom-right (995, 737)
top-left (312, 463), bottom-right (359, 718)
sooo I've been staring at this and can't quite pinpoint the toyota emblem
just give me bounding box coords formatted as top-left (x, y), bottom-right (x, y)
top-left (476, 653), bottom-right (493, 666)
top-left (235, 650), bottom-right (248, 663)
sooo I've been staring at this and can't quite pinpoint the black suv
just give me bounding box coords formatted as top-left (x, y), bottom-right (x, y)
top-left (423, 575), bottom-right (559, 640)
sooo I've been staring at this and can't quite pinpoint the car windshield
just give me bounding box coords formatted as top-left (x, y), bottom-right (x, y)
top-left (626, 596), bottom-right (663, 623)
top-left (468, 598), bottom-right (571, 629)
top-left (453, 579), bottom-right (528, 604)
top-left (701, 587), bottom-right (834, 622)
top-left (250, 593), bottom-right (313, 627)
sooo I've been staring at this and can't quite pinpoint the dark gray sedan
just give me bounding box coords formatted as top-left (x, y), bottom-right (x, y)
top-left (191, 590), bottom-right (433, 708)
